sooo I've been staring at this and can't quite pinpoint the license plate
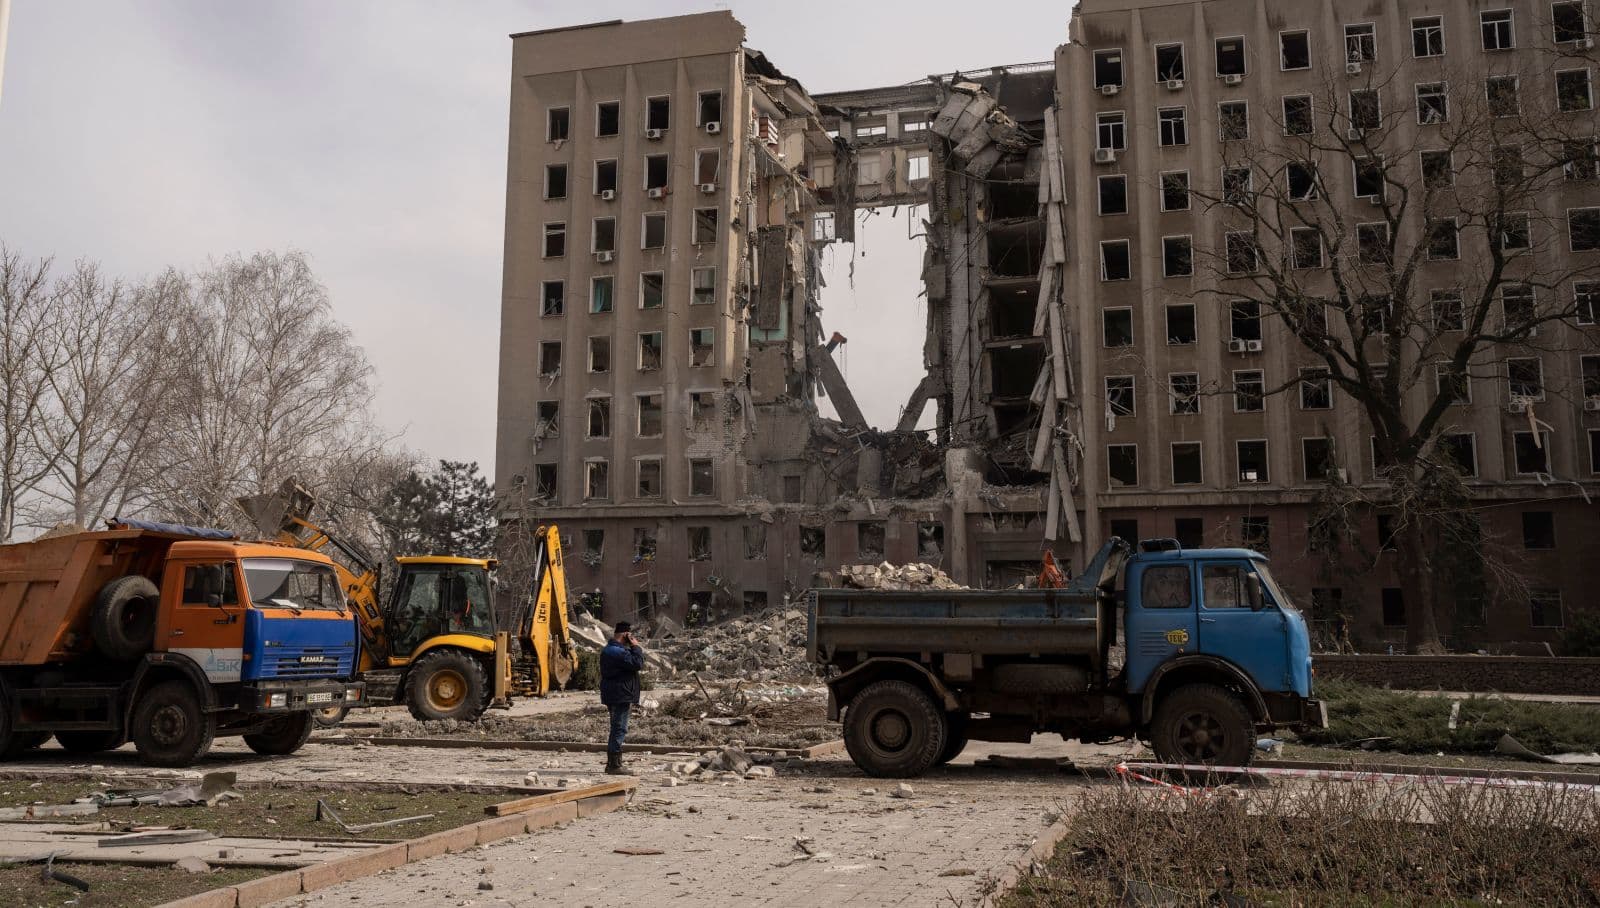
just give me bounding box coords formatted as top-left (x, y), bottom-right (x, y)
top-left (307, 692), bottom-right (335, 704)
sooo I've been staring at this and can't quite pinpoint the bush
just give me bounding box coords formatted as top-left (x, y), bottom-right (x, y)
top-left (567, 650), bottom-right (599, 691)
top-left (1299, 679), bottom-right (1600, 754)
top-left (1561, 611), bottom-right (1600, 657)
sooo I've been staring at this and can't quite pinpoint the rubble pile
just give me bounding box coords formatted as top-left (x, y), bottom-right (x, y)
top-left (838, 562), bottom-right (966, 591)
top-left (646, 607), bottom-right (818, 681)
top-left (668, 744), bottom-right (793, 782)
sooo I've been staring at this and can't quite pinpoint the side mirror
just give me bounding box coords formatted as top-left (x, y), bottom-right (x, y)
top-left (207, 594), bottom-right (223, 608)
top-left (1248, 574), bottom-right (1266, 611)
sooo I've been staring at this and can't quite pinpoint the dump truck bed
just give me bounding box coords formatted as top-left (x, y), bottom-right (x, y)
top-left (808, 588), bottom-right (1110, 667)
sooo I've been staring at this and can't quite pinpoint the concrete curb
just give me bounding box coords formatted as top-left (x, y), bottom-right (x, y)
top-left (155, 780), bottom-right (634, 908)
top-left (310, 734), bottom-right (838, 759)
top-left (977, 813), bottom-right (1074, 908)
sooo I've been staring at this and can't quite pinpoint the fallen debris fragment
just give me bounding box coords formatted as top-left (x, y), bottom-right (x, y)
top-left (839, 562), bottom-right (966, 591)
top-left (174, 857), bottom-right (211, 874)
top-left (614, 847), bottom-right (664, 856)
top-left (98, 829), bottom-right (216, 848)
top-left (315, 799), bottom-right (434, 833)
top-left (891, 783), bottom-right (915, 799)
top-left (40, 853), bottom-right (90, 893)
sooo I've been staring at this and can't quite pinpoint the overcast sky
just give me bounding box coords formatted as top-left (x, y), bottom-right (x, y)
top-left (0, 1), bottom-right (1066, 479)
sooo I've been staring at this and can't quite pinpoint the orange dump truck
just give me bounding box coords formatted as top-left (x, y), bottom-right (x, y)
top-left (0, 520), bottom-right (364, 766)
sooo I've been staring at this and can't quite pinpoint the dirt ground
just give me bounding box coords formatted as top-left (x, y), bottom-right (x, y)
top-left (0, 862), bottom-right (270, 908)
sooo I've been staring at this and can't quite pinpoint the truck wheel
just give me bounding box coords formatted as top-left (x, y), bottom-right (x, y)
top-left (935, 712), bottom-right (969, 766)
top-left (0, 711), bottom-right (49, 759)
top-left (132, 680), bottom-right (215, 767)
top-left (54, 731), bottom-right (127, 754)
top-left (312, 705), bottom-right (350, 728)
top-left (243, 713), bottom-right (315, 756)
top-left (406, 650), bottom-right (488, 722)
top-left (1150, 683), bottom-right (1254, 768)
top-left (843, 680), bottom-right (947, 778)
top-left (91, 575), bottom-right (160, 661)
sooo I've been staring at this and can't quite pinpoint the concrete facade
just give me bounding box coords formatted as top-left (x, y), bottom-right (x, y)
top-left (496, 6), bottom-right (1600, 651)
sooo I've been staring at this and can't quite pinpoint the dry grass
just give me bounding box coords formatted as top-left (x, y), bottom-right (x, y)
top-left (1005, 778), bottom-right (1600, 906)
top-left (1299, 680), bottom-right (1600, 754)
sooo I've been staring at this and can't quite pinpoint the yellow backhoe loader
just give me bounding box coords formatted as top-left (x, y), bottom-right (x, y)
top-left (236, 480), bottom-right (576, 724)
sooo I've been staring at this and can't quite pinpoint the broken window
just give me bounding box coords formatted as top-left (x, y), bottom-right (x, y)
top-left (1487, 76), bottom-right (1520, 116)
top-left (547, 107), bottom-right (569, 141)
top-left (689, 391), bottom-right (716, 430)
top-left (1556, 1), bottom-right (1588, 42)
top-left (1166, 304), bottom-right (1196, 345)
top-left (800, 526), bottom-right (825, 556)
top-left (1157, 107), bottom-right (1187, 146)
top-left (813, 212), bottom-right (836, 241)
top-left (857, 523), bottom-right (885, 560)
top-left (1241, 515), bottom-right (1271, 552)
top-left (1499, 213), bottom-right (1531, 252)
top-left (1302, 438), bottom-right (1334, 482)
top-left (1226, 231), bottom-right (1259, 273)
top-left (1290, 227), bottom-right (1323, 269)
top-left (636, 394), bottom-right (663, 437)
top-left (1585, 355), bottom-right (1600, 397)
top-left (1155, 43), bottom-right (1185, 82)
top-left (1215, 36), bottom-right (1246, 76)
top-left (916, 522), bottom-right (943, 559)
top-left (596, 101), bottom-right (620, 137)
top-left (1096, 112), bottom-right (1126, 151)
top-left (1283, 95), bottom-right (1312, 136)
top-left (1100, 240), bottom-right (1131, 281)
top-left (689, 459), bottom-right (714, 497)
top-left (1560, 70), bottom-right (1595, 112)
top-left (595, 159), bottom-right (618, 194)
top-left (636, 459), bottom-right (662, 497)
top-left (1346, 23), bottom-right (1376, 62)
top-left (1222, 166), bottom-right (1251, 204)
top-left (1237, 440), bottom-right (1269, 484)
top-left (1103, 308), bottom-right (1133, 347)
top-left (1357, 223), bottom-right (1390, 265)
top-left (1580, 283), bottom-right (1600, 325)
top-left (542, 280), bottom-right (564, 317)
top-left (592, 217), bottom-right (616, 253)
top-left (587, 396), bottom-right (611, 439)
top-left (1354, 156), bottom-right (1385, 198)
top-left (686, 526), bottom-right (711, 562)
top-left (1219, 100), bottom-right (1248, 140)
top-left (1234, 370), bottom-right (1265, 412)
top-left (1508, 357), bottom-right (1544, 400)
top-left (1106, 375), bottom-right (1136, 417)
top-left (640, 273), bottom-right (664, 310)
top-left (1287, 161), bottom-right (1318, 200)
top-left (1493, 145), bottom-right (1524, 188)
top-left (1436, 361), bottom-right (1471, 405)
top-left (1094, 49), bottom-right (1123, 88)
top-left (1162, 235), bottom-right (1192, 277)
top-left (1350, 89), bottom-right (1376, 131)
top-left (638, 332), bottom-right (663, 371)
top-left (632, 527), bottom-right (656, 560)
top-left (697, 91), bottom-right (722, 127)
top-left (647, 96), bottom-right (670, 132)
top-left (1440, 433), bottom-right (1477, 476)
top-left (742, 524), bottom-right (766, 560)
top-left (642, 212), bottom-right (666, 250)
top-left (536, 400), bottom-right (559, 438)
top-left (543, 222), bottom-right (565, 258)
top-left (1573, 207), bottom-right (1600, 250)
top-left (1416, 82), bottom-right (1448, 124)
top-left (1522, 511), bottom-right (1556, 549)
top-left (1108, 444), bottom-right (1139, 487)
top-left (1426, 218), bottom-right (1459, 259)
top-left (690, 328), bottom-right (714, 367)
top-left (990, 287), bottom-right (1037, 338)
top-left (1481, 9), bottom-right (1515, 49)
top-left (781, 475), bottom-right (802, 503)
top-left (1513, 431), bottom-right (1552, 474)
top-left (585, 460), bottom-right (609, 501)
top-left (1098, 175), bottom-right (1128, 215)
top-left (907, 153), bottom-right (930, 181)
top-left (590, 276), bottom-right (613, 314)
top-left (693, 207), bottom-right (719, 244)
top-left (588, 336), bottom-right (610, 373)
top-left (1565, 141), bottom-right (1599, 181)
top-left (1413, 16), bottom-right (1445, 56)
top-left (583, 529), bottom-right (604, 561)
top-left (686, 268), bottom-right (716, 307)
top-left (1300, 367), bottom-right (1332, 409)
top-left (1171, 443), bottom-right (1203, 485)
top-left (1280, 30), bottom-right (1310, 70)
top-left (546, 164), bottom-right (567, 200)
top-left (1230, 300), bottom-right (1261, 340)
top-left (1160, 171), bottom-right (1190, 211)
top-left (1170, 373), bottom-right (1200, 414)
top-left (533, 463), bottom-right (558, 500)
top-left (1421, 150), bottom-right (1454, 188)
top-left (644, 154), bottom-right (668, 190)
top-left (539, 341), bottom-right (561, 377)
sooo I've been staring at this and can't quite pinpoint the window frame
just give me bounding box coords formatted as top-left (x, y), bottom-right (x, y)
top-left (1415, 82), bottom-right (1449, 124)
top-left (1512, 430), bottom-right (1553, 476)
top-left (1412, 16), bottom-right (1446, 58)
top-left (1480, 9), bottom-right (1516, 51)
top-left (1170, 441), bottom-right (1204, 485)
top-left (544, 163), bottom-right (568, 200)
top-left (1506, 356), bottom-right (1545, 401)
top-left (1157, 106), bottom-right (1189, 146)
top-left (638, 271), bottom-right (665, 311)
top-left (1299, 367), bottom-right (1333, 410)
top-left (1279, 29), bottom-right (1312, 71)
top-left (1105, 374), bottom-right (1137, 417)
top-left (590, 275), bottom-right (614, 315)
top-left (1214, 35), bottom-right (1247, 77)
top-left (546, 106), bottom-right (570, 142)
top-left (1282, 94), bottom-right (1314, 136)
top-left (1097, 174), bottom-right (1130, 215)
top-left (1096, 111), bottom-right (1127, 151)
top-left (1154, 42), bottom-right (1187, 83)
top-left (1233, 369), bottom-right (1266, 413)
top-left (1302, 437), bottom-right (1335, 482)
top-left (1218, 99), bottom-right (1250, 141)
top-left (1345, 22), bottom-right (1377, 63)
top-left (1169, 372), bottom-right (1202, 415)
top-left (1103, 307), bottom-right (1135, 347)
top-left (1439, 432), bottom-right (1479, 477)
top-left (641, 211), bottom-right (667, 250)
top-left (1568, 206), bottom-right (1600, 251)
top-left (1094, 48), bottom-right (1125, 88)
top-left (1107, 443), bottom-right (1140, 488)
top-left (595, 100), bottom-right (622, 138)
top-left (1100, 239), bottom-right (1133, 281)
top-left (1236, 439), bottom-right (1270, 484)
top-left (1162, 234), bottom-right (1194, 278)
top-left (1559, 68), bottom-right (1596, 112)
top-left (1160, 170), bottom-right (1191, 211)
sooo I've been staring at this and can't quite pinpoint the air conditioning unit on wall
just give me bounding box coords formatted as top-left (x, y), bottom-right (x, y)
top-left (599, 189), bottom-right (616, 201)
top-left (1100, 84), bottom-right (1120, 96)
top-left (645, 128), bottom-right (664, 140)
top-left (1222, 73), bottom-right (1244, 85)
top-left (647, 187), bottom-right (667, 199)
top-left (1228, 339), bottom-right (1248, 353)
top-left (1346, 61), bottom-right (1363, 75)
top-left (705, 121), bottom-right (722, 134)
top-left (1165, 79), bottom-right (1185, 91)
top-left (1094, 148), bottom-right (1117, 164)
top-left (595, 250), bottom-right (615, 263)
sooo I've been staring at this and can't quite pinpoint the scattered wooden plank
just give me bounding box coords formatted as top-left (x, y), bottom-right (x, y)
top-left (486, 779), bottom-right (637, 817)
top-left (98, 829), bottom-right (215, 848)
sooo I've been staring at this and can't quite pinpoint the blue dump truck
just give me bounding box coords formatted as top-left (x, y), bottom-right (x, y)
top-left (809, 538), bottom-right (1326, 777)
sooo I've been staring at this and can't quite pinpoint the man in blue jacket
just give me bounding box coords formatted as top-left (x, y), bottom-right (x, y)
top-left (599, 621), bottom-right (646, 775)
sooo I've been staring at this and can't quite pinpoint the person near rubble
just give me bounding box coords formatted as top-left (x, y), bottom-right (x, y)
top-left (599, 621), bottom-right (646, 775)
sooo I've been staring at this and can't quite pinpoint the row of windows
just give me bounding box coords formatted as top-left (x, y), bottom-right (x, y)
top-left (536, 328), bottom-right (719, 377)
top-left (544, 91), bottom-right (724, 142)
top-left (542, 151), bottom-right (724, 200)
top-left (1113, 507), bottom-right (1568, 558)
top-left (1089, 4), bottom-right (1590, 88)
top-left (536, 268), bottom-right (717, 316)
top-left (1104, 428), bottom-right (1594, 489)
top-left (573, 518), bottom-right (933, 568)
top-left (528, 454), bottom-right (717, 505)
top-left (533, 389), bottom-right (720, 444)
top-left (539, 209), bottom-right (721, 257)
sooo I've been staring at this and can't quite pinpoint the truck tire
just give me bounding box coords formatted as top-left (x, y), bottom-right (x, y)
top-left (243, 713), bottom-right (315, 756)
top-left (843, 680), bottom-right (948, 778)
top-left (1149, 683), bottom-right (1255, 768)
top-left (406, 650), bottom-right (488, 722)
top-left (935, 712), bottom-right (969, 766)
top-left (131, 680), bottom-right (215, 767)
top-left (312, 705), bottom-right (350, 728)
top-left (54, 731), bottom-right (127, 754)
top-left (91, 575), bottom-right (160, 661)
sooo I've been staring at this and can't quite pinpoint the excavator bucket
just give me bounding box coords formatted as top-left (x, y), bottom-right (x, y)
top-left (235, 478), bottom-right (317, 539)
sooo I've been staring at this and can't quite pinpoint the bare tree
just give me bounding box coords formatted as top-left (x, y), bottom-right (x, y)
top-left (1190, 52), bottom-right (1600, 651)
top-left (0, 246), bottom-right (61, 540)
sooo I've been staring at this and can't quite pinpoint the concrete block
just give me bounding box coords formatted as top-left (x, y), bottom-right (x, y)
top-left (522, 801), bottom-right (579, 830)
top-left (159, 888), bottom-right (237, 908)
top-left (233, 870), bottom-right (304, 908)
top-left (576, 791), bottom-right (629, 818)
top-left (406, 823), bottom-right (479, 861)
top-left (474, 812), bottom-right (532, 845)
top-left (300, 843), bottom-right (407, 892)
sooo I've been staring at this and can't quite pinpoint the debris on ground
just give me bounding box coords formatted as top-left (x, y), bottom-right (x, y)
top-left (837, 562), bottom-right (966, 591)
top-left (315, 798), bottom-right (434, 833)
top-left (92, 771), bottom-right (240, 809)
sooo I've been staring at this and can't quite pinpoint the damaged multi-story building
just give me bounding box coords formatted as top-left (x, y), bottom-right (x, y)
top-left (497, 4), bottom-right (1600, 650)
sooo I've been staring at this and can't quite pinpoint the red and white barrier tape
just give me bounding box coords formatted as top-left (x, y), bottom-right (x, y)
top-left (1116, 761), bottom-right (1600, 793)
